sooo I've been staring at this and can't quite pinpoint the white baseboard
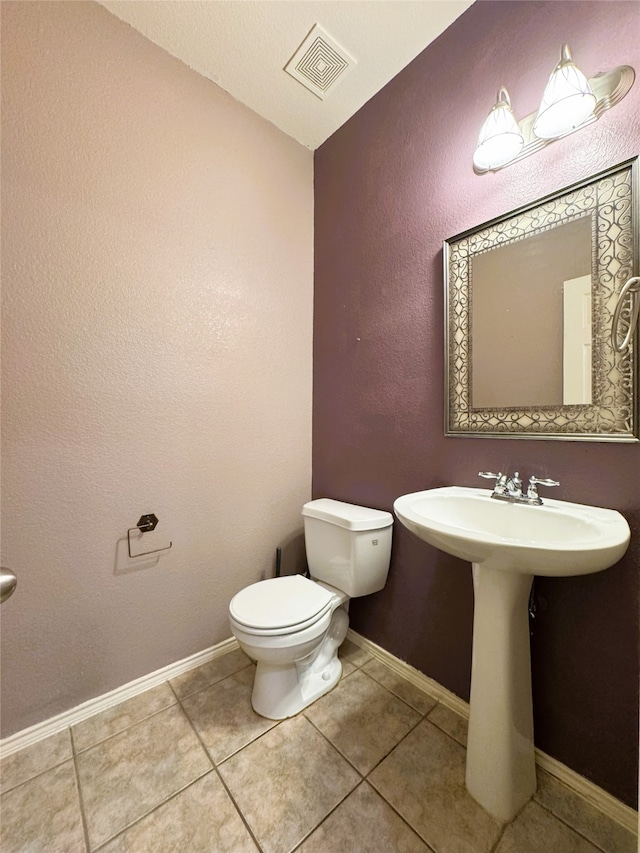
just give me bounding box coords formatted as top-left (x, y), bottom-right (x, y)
top-left (347, 628), bottom-right (638, 836)
top-left (0, 637), bottom-right (239, 758)
top-left (2, 628), bottom-right (636, 838)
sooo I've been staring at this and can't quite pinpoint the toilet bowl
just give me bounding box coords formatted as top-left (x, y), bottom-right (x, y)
top-left (229, 498), bottom-right (393, 719)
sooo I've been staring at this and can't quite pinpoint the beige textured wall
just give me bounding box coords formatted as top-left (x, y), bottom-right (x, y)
top-left (0, 1), bottom-right (313, 736)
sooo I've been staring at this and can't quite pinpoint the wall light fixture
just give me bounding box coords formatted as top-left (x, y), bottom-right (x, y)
top-left (473, 44), bottom-right (635, 174)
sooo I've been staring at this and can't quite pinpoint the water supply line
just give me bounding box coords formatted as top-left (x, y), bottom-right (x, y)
top-left (275, 547), bottom-right (282, 578)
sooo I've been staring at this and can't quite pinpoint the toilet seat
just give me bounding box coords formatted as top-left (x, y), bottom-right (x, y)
top-left (229, 574), bottom-right (336, 636)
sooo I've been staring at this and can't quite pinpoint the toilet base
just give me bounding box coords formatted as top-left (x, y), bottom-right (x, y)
top-left (251, 607), bottom-right (348, 719)
top-left (252, 656), bottom-right (342, 719)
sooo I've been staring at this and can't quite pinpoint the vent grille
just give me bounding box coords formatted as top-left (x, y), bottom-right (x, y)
top-left (285, 24), bottom-right (356, 100)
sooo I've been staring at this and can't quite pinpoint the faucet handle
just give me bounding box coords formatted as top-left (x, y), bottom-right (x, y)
top-left (527, 476), bottom-right (560, 504)
top-left (529, 476), bottom-right (560, 488)
top-left (478, 471), bottom-right (508, 494)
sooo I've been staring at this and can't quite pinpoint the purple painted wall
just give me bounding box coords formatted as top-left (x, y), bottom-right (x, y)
top-left (314, 1), bottom-right (640, 808)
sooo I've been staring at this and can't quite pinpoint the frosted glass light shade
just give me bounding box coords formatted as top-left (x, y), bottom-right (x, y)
top-left (473, 88), bottom-right (524, 171)
top-left (533, 44), bottom-right (596, 139)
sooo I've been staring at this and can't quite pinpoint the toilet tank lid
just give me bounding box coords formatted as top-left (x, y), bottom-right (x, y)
top-left (302, 499), bottom-right (393, 531)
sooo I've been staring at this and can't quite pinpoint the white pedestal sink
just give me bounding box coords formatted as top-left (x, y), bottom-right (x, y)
top-left (394, 486), bottom-right (630, 822)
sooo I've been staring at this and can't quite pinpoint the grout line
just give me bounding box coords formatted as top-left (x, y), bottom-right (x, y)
top-left (360, 658), bottom-right (436, 718)
top-left (71, 692), bottom-right (179, 756)
top-left (424, 703), bottom-right (468, 748)
top-left (355, 665), bottom-right (426, 719)
top-left (169, 679), bottom-right (267, 853)
top-left (302, 685), bottom-right (426, 780)
top-left (0, 753), bottom-right (74, 797)
top-left (363, 714), bottom-right (490, 852)
top-left (69, 727), bottom-right (92, 853)
top-left (215, 723), bottom-right (281, 768)
top-left (0, 638), bottom-right (242, 759)
top-left (349, 629), bottom-right (638, 834)
top-left (365, 717), bottom-right (424, 779)
top-left (273, 667), bottom-right (433, 853)
top-left (90, 768), bottom-right (215, 852)
top-left (166, 678), bottom-right (216, 776)
top-left (366, 706), bottom-right (622, 853)
top-left (5, 642), bottom-right (628, 853)
top-left (355, 716), bottom-right (445, 852)
top-left (301, 712), bottom-right (366, 778)
top-left (288, 780), bottom-right (370, 853)
top-left (365, 712), bottom-right (426, 777)
top-left (360, 776), bottom-right (439, 853)
top-left (170, 659), bottom-right (253, 703)
top-left (77, 688), bottom-right (213, 851)
top-left (300, 658), bottom-right (427, 779)
top-left (531, 798), bottom-right (616, 853)
top-left (359, 721), bottom-right (443, 853)
top-left (489, 826), bottom-right (507, 853)
top-left (487, 797), bottom-right (527, 853)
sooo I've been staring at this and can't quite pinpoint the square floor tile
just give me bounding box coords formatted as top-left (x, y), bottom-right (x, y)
top-left (339, 638), bottom-right (372, 668)
top-left (340, 658), bottom-right (357, 678)
top-left (362, 658), bottom-right (438, 715)
top-left (0, 760), bottom-right (85, 853)
top-left (169, 648), bottom-right (252, 699)
top-left (220, 714), bottom-right (360, 853)
top-left (305, 669), bottom-right (420, 774)
top-left (427, 702), bottom-right (468, 747)
top-left (99, 772), bottom-right (258, 853)
top-left (0, 729), bottom-right (72, 794)
top-left (180, 665), bottom-right (277, 763)
top-left (296, 781), bottom-right (433, 853)
top-left (72, 683), bottom-right (176, 752)
top-left (76, 703), bottom-right (211, 848)
top-left (534, 770), bottom-right (637, 853)
top-left (369, 719), bottom-right (502, 853)
top-left (496, 800), bottom-right (601, 853)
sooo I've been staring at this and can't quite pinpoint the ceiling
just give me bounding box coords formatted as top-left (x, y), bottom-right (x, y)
top-left (99, 1), bottom-right (474, 150)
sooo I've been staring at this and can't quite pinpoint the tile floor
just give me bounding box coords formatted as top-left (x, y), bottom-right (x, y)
top-left (0, 639), bottom-right (636, 853)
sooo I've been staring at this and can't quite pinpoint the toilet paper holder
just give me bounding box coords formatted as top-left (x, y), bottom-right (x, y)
top-left (127, 513), bottom-right (173, 558)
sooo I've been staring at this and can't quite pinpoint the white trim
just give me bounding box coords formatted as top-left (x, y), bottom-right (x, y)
top-left (0, 637), bottom-right (239, 758)
top-left (534, 750), bottom-right (638, 834)
top-left (2, 628), bottom-right (636, 837)
top-left (347, 629), bottom-right (638, 835)
top-left (346, 629), bottom-right (470, 717)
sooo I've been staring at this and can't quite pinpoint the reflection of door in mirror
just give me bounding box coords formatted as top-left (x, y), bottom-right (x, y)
top-left (470, 216), bottom-right (592, 409)
top-left (563, 274), bottom-right (592, 405)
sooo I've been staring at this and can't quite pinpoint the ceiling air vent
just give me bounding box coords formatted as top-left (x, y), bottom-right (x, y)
top-left (285, 24), bottom-right (356, 100)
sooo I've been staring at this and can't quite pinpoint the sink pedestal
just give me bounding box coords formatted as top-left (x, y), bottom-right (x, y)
top-left (466, 563), bottom-right (537, 822)
top-left (393, 486), bottom-right (631, 823)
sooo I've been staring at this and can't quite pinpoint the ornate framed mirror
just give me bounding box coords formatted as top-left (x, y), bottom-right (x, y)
top-left (444, 157), bottom-right (638, 441)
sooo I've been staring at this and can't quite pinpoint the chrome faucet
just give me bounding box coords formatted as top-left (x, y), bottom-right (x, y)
top-left (478, 471), bottom-right (559, 505)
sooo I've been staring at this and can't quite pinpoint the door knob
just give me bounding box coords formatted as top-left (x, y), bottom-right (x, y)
top-left (0, 567), bottom-right (17, 603)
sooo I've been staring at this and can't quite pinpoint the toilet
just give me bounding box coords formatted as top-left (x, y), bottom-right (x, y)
top-left (229, 498), bottom-right (393, 719)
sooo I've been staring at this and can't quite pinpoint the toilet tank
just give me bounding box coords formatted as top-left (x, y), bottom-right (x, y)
top-left (302, 499), bottom-right (393, 597)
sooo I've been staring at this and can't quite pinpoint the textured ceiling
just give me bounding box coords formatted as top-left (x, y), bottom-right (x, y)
top-left (99, 1), bottom-right (474, 150)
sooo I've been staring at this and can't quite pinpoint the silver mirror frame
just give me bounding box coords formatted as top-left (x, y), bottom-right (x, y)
top-left (444, 157), bottom-right (639, 441)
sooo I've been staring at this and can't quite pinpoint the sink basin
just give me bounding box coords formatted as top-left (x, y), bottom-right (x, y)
top-left (394, 485), bottom-right (630, 822)
top-left (393, 486), bottom-right (630, 576)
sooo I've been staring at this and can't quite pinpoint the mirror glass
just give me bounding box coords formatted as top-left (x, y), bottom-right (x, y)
top-left (444, 158), bottom-right (638, 441)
